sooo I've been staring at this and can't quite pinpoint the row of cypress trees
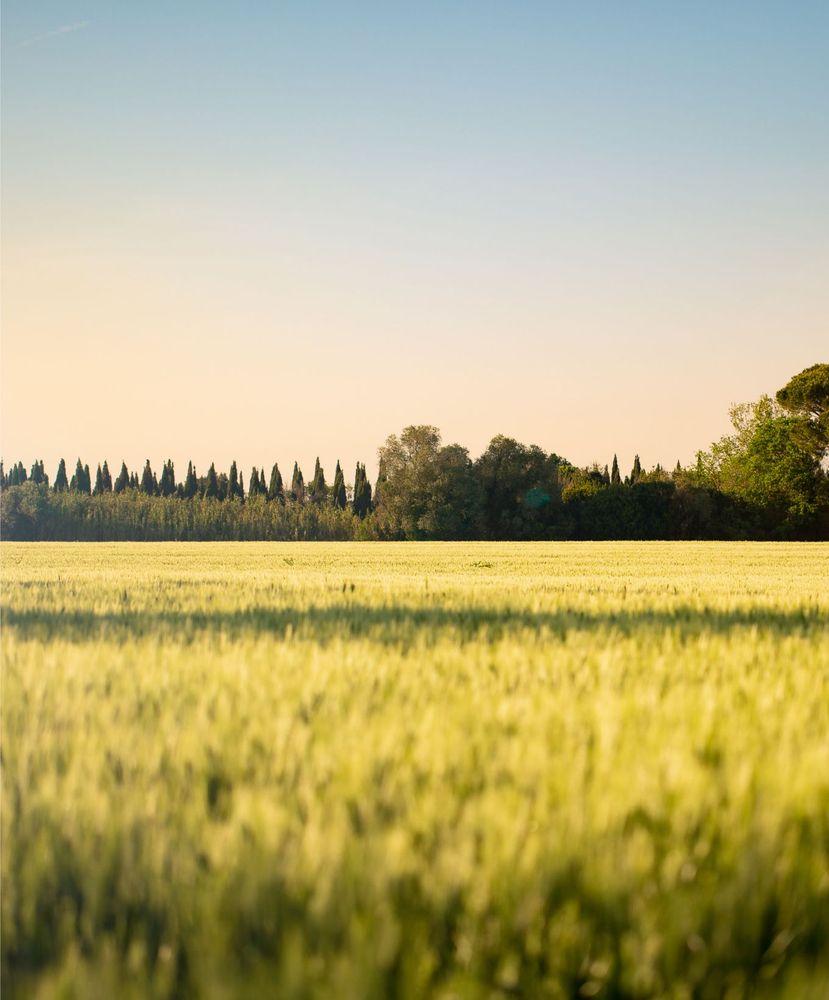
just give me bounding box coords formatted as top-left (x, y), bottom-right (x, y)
top-left (0, 457), bottom-right (373, 515)
top-left (0, 453), bottom-right (657, 500)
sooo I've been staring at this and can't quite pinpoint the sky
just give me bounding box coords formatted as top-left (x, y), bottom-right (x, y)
top-left (2, 2), bottom-right (827, 483)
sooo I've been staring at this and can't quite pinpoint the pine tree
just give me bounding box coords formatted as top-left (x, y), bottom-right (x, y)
top-left (114, 462), bottom-right (130, 493)
top-left (610, 454), bottom-right (621, 485)
top-left (291, 462), bottom-right (305, 502)
top-left (54, 459), bottom-right (69, 492)
top-left (183, 462), bottom-right (197, 499)
top-left (101, 460), bottom-right (112, 492)
top-left (268, 463), bottom-right (284, 503)
top-left (205, 463), bottom-right (219, 499)
top-left (332, 460), bottom-right (346, 509)
top-left (141, 460), bottom-right (155, 495)
top-left (94, 464), bottom-right (104, 495)
top-left (630, 455), bottom-right (642, 483)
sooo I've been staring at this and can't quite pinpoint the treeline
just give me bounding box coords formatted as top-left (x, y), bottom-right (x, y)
top-left (2, 364), bottom-right (827, 541)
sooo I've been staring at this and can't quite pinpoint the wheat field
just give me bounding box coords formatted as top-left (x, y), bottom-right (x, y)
top-left (2, 542), bottom-right (828, 998)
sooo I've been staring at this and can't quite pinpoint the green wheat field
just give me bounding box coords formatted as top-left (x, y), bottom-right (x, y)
top-left (2, 542), bottom-right (828, 998)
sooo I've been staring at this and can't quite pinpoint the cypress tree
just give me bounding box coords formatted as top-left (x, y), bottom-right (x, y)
top-left (310, 457), bottom-right (327, 503)
top-left (114, 461), bottom-right (129, 493)
top-left (205, 463), bottom-right (219, 499)
top-left (248, 466), bottom-right (259, 498)
top-left (93, 464), bottom-right (105, 495)
top-left (101, 460), bottom-right (112, 492)
top-left (30, 460), bottom-right (44, 485)
top-left (159, 462), bottom-right (170, 496)
top-left (373, 457), bottom-right (387, 508)
top-left (365, 468), bottom-right (373, 514)
top-left (71, 459), bottom-right (85, 492)
top-left (228, 461), bottom-right (240, 500)
top-left (674, 460), bottom-right (682, 477)
top-left (352, 463), bottom-right (372, 518)
top-left (183, 461), bottom-right (197, 499)
top-left (54, 459), bottom-right (69, 492)
top-left (7, 463), bottom-right (18, 487)
top-left (130, 472), bottom-right (139, 490)
top-left (0, 460), bottom-right (5, 489)
top-left (352, 462), bottom-right (363, 516)
top-left (141, 460), bottom-right (155, 495)
top-left (602, 464), bottom-right (610, 486)
top-left (268, 463), bottom-right (284, 503)
top-left (239, 471), bottom-right (245, 500)
top-left (316, 459), bottom-right (327, 502)
top-left (610, 454), bottom-right (621, 485)
top-left (630, 455), bottom-right (642, 483)
top-left (217, 473), bottom-right (229, 500)
top-left (159, 460), bottom-right (176, 497)
top-left (332, 460), bottom-right (346, 509)
top-left (83, 465), bottom-right (92, 493)
top-left (259, 469), bottom-right (266, 494)
top-left (291, 462), bottom-right (305, 502)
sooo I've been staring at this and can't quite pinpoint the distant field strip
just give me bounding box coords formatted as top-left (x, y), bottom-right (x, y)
top-left (2, 542), bottom-right (829, 998)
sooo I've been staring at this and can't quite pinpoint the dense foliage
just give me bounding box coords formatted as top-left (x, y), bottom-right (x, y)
top-left (2, 365), bottom-right (827, 540)
top-left (3, 542), bottom-right (828, 996)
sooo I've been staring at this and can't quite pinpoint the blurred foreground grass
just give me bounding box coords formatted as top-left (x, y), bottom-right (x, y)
top-left (2, 542), bottom-right (828, 998)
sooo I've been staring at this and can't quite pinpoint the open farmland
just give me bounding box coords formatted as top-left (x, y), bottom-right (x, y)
top-left (2, 542), bottom-right (828, 998)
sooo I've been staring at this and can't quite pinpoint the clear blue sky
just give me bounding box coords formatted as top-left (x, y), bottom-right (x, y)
top-left (3, 2), bottom-right (827, 480)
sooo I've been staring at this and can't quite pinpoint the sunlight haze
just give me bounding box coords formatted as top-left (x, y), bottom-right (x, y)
top-left (2, 2), bottom-right (827, 479)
